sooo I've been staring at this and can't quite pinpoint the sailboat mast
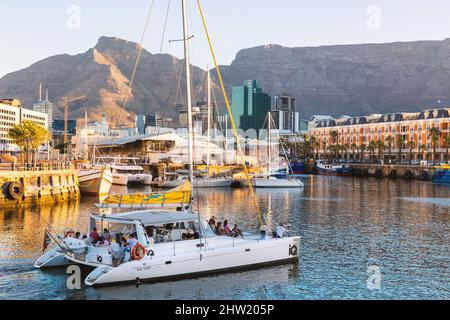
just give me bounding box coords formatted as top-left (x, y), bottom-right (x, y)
top-left (268, 112), bottom-right (271, 174)
top-left (207, 66), bottom-right (211, 169)
top-left (84, 110), bottom-right (88, 160)
top-left (181, 0), bottom-right (194, 185)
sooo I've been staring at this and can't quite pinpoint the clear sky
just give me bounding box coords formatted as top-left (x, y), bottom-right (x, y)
top-left (1, 0), bottom-right (450, 77)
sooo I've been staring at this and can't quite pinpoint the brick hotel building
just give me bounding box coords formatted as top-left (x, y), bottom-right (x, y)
top-left (308, 108), bottom-right (450, 162)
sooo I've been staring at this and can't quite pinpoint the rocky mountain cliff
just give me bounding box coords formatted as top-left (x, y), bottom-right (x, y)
top-left (217, 39), bottom-right (450, 117)
top-left (0, 36), bottom-right (207, 125)
top-left (2, 37), bottom-right (450, 125)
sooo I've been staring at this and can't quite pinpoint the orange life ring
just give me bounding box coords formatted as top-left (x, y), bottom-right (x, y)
top-left (131, 243), bottom-right (146, 260)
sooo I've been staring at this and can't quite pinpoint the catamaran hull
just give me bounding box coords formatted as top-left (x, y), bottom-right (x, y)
top-left (34, 249), bottom-right (70, 268)
top-left (112, 174), bottom-right (128, 186)
top-left (127, 174), bottom-right (153, 185)
top-left (243, 178), bottom-right (304, 188)
top-left (85, 237), bottom-right (300, 286)
top-left (193, 178), bottom-right (233, 188)
top-left (161, 180), bottom-right (185, 188)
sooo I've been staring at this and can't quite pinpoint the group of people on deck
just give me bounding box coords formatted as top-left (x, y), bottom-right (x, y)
top-left (208, 216), bottom-right (244, 238)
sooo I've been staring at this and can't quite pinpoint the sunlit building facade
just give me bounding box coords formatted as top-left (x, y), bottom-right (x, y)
top-left (308, 109), bottom-right (450, 161)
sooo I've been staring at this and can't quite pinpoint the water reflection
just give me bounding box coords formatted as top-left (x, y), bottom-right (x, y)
top-left (0, 176), bottom-right (448, 299)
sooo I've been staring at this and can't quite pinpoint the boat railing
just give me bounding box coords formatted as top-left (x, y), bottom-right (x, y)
top-left (9, 162), bottom-right (75, 171)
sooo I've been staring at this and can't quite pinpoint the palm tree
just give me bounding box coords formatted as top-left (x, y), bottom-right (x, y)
top-left (420, 143), bottom-right (427, 161)
top-left (350, 143), bottom-right (357, 162)
top-left (359, 143), bottom-right (366, 162)
top-left (8, 120), bottom-right (50, 164)
top-left (376, 140), bottom-right (385, 162)
top-left (397, 136), bottom-right (406, 163)
top-left (343, 143), bottom-right (350, 162)
top-left (330, 130), bottom-right (339, 161)
top-left (386, 135), bottom-right (394, 163)
top-left (443, 135), bottom-right (450, 163)
top-left (429, 127), bottom-right (442, 164)
top-left (367, 140), bottom-right (376, 163)
top-left (406, 139), bottom-right (416, 164)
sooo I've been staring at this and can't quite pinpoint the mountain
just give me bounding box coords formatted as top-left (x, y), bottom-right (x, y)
top-left (2, 37), bottom-right (450, 125)
top-left (0, 36), bottom-right (207, 125)
top-left (217, 39), bottom-right (450, 117)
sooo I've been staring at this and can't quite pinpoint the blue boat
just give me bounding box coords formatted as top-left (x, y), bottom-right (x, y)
top-left (315, 161), bottom-right (352, 176)
top-left (432, 165), bottom-right (450, 185)
top-left (288, 162), bottom-right (305, 174)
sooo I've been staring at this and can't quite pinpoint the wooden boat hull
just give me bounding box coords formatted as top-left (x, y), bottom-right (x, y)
top-left (78, 168), bottom-right (113, 199)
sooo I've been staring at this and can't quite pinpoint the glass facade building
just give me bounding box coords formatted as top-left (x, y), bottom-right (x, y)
top-left (231, 80), bottom-right (271, 131)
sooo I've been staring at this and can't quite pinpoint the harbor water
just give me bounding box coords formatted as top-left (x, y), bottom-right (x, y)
top-left (0, 176), bottom-right (448, 300)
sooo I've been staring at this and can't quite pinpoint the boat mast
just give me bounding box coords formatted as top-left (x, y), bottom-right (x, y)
top-left (206, 65), bottom-right (211, 171)
top-left (181, 0), bottom-right (194, 187)
top-left (268, 112), bottom-right (271, 175)
top-left (84, 110), bottom-right (88, 160)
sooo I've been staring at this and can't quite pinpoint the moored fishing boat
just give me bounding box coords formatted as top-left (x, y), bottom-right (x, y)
top-left (432, 164), bottom-right (450, 184)
top-left (77, 167), bottom-right (113, 199)
top-left (315, 161), bottom-right (352, 176)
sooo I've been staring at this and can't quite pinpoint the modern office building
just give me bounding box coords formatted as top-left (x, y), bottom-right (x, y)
top-left (52, 119), bottom-right (77, 147)
top-left (0, 99), bottom-right (48, 152)
top-left (32, 86), bottom-right (53, 131)
top-left (271, 95), bottom-right (299, 133)
top-left (308, 108), bottom-right (450, 161)
top-left (231, 80), bottom-right (271, 131)
top-left (136, 114), bottom-right (146, 134)
top-left (145, 113), bottom-right (160, 127)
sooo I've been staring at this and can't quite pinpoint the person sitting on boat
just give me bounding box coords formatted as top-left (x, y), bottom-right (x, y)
top-left (215, 221), bottom-right (225, 235)
top-left (274, 223), bottom-right (286, 238)
top-left (208, 216), bottom-right (216, 231)
top-left (82, 234), bottom-right (89, 245)
top-left (102, 228), bottom-right (111, 242)
top-left (90, 228), bottom-right (100, 244)
top-left (127, 233), bottom-right (138, 249)
top-left (223, 220), bottom-right (232, 236)
top-left (120, 236), bottom-right (128, 248)
top-left (231, 224), bottom-right (244, 238)
top-left (74, 231), bottom-right (81, 239)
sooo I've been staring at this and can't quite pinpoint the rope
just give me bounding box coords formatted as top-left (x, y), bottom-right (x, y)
top-left (159, 0), bottom-right (171, 53)
top-left (108, 0), bottom-right (155, 154)
top-left (196, 0), bottom-right (263, 229)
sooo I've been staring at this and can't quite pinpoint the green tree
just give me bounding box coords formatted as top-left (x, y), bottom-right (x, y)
top-left (330, 130), bottom-right (338, 161)
top-left (429, 127), bottom-right (442, 164)
top-left (350, 143), bottom-right (357, 162)
top-left (420, 143), bottom-right (427, 161)
top-left (386, 135), bottom-right (394, 163)
top-left (8, 120), bottom-right (50, 164)
top-left (376, 140), bottom-right (385, 161)
top-left (367, 140), bottom-right (376, 163)
top-left (359, 143), bottom-right (366, 162)
top-left (397, 136), bottom-right (406, 163)
top-left (406, 139), bottom-right (416, 164)
top-left (443, 135), bottom-right (450, 163)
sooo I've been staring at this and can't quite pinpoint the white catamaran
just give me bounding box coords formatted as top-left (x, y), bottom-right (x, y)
top-left (35, 0), bottom-right (300, 286)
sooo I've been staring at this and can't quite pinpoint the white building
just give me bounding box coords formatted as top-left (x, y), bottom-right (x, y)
top-left (0, 99), bottom-right (48, 153)
top-left (308, 115), bottom-right (335, 131)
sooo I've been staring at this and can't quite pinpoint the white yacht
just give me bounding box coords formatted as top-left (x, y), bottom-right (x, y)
top-left (246, 174), bottom-right (304, 188)
top-left (35, 210), bottom-right (300, 286)
top-left (161, 173), bottom-right (232, 188)
top-left (95, 157), bottom-right (152, 186)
